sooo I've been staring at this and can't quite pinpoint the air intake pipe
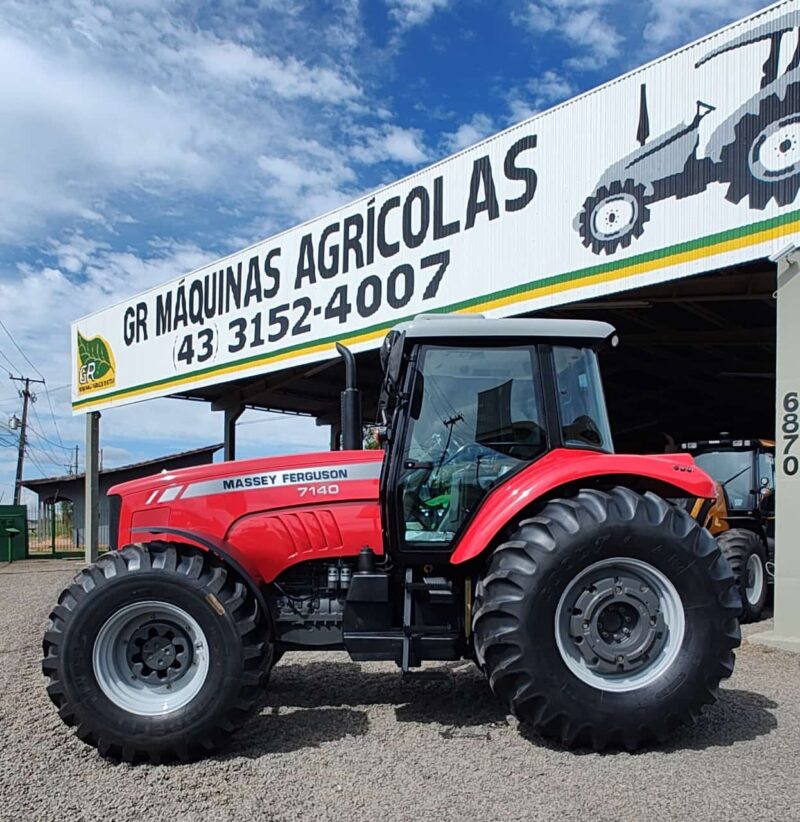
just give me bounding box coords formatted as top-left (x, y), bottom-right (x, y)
top-left (336, 343), bottom-right (362, 450)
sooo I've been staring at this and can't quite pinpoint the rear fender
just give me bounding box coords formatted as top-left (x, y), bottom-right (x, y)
top-left (449, 449), bottom-right (715, 566)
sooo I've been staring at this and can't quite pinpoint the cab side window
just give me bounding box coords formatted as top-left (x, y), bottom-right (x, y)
top-left (553, 346), bottom-right (613, 452)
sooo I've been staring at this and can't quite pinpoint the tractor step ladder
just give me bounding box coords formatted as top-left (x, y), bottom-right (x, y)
top-left (400, 567), bottom-right (454, 681)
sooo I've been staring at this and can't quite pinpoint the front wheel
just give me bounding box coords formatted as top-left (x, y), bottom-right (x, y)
top-left (42, 542), bottom-right (272, 763)
top-left (576, 179), bottom-right (650, 255)
top-left (473, 487), bottom-right (740, 750)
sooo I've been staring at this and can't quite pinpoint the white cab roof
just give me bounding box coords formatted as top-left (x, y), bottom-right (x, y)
top-left (393, 314), bottom-right (615, 342)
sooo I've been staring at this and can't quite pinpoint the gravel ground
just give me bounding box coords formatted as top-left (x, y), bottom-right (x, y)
top-left (1, 559), bottom-right (799, 822)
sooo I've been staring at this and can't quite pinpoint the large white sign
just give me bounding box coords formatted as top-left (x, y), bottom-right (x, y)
top-left (73, 2), bottom-right (800, 413)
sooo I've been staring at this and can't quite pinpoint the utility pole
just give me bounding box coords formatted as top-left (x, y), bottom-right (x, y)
top-left (9, 375), bottom-right (45, 505)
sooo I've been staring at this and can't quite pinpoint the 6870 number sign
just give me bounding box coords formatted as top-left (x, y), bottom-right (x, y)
top-left (782, 391), bottom-right (799, 476)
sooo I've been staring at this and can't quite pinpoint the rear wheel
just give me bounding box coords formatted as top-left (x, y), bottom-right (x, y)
top-left (473, 487), bottom-right (740, 750)
top-left (42, 542), bottom-right (272, 763)
top-left (716, 529), bottom-right (768, 623)
top-left (718, 83), bottom-right (800, 209)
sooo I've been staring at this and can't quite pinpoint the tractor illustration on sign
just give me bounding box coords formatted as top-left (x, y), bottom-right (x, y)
top-left (575, 11), bottom-right (800, 255)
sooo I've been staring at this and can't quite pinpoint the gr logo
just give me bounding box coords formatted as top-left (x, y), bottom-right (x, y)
top-left (76, 331), bottom-right (116, 394)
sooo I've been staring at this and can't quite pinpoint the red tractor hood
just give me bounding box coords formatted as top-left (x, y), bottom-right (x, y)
top-left (108, 450), bottom-right (386, 583)
top-left (108, 449), bottom-right (385, 499)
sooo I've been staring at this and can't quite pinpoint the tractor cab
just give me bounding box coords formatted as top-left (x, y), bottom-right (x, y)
top-left (681, 437), bottom-right (775, 526)
top-left (681, 437), bottom-right (775, 622)
top-left (374, 315), bottom-right (615, 559)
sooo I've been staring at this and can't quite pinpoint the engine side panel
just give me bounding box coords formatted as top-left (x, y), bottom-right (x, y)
top-left (450, 448), bottom-right (716, 565)
top-left (226, 502), bottom-right (383, 582)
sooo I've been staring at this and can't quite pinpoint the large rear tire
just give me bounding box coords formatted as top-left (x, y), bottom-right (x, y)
top-left (718, 83), bottom-right (800, 209)
top-left (716, 528), bottom-right (768, 624)
top-left (42, 542), bottom-right (272, 763)
top-left (473, 487), bottom-right (740, 750)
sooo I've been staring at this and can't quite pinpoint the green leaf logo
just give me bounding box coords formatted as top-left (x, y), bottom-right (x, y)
top-left (77, 332), bottom-right (114, 380)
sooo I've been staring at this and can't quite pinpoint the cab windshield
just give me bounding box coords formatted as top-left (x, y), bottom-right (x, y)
top-left (693, 449), bottom-right (755, 510)
top-left (400, 344), bottom-right (547, 546)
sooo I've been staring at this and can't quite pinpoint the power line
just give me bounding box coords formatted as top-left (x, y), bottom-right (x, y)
top-left (0, 383), bottom-right (69, 404)
top-left (27, 424), bottom-right (69, 470)
top-left (26, 442), bottom-right (69, 470)
top-left (25, 448), bottom-right (50, 479)
top-left (41, 381), bottom-right (66, 451)
top-left (0, 320), bottom-right (43, 379)
top-left (0, 347), bottom-right (19, 376)
top-left (0, 321), bottom-right (66, 452)
top-left (27, 422), bottom-right (73, 454)
top-left (9, 375), bottom-right (46, 503)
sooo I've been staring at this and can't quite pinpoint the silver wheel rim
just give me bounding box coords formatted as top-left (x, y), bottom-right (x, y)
top-left (591, 193), bottom-right (638, 240)
top-left (749, 116), bottom-right (800, 181)
top-left (745, 552), bottom-right (765, 607)
top-left (554, 557), bottom-right (685, 693)
top-left (93, 600), bottom-right (210, 716)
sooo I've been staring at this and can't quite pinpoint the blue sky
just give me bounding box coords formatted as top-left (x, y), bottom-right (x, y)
top-left (0, 0), bottom-right (773, 502)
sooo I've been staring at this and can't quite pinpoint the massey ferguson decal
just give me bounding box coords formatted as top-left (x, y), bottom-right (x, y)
top-left (577, 10), bottom-right (800, 255)
top-left (72, 3), bottom-right (800, 414)
top-left (173, 461), bottom-right (382, 501)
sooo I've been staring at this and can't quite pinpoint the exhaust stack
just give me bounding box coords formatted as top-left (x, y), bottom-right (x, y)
top-left (336, 343), bottom-right (362, 450)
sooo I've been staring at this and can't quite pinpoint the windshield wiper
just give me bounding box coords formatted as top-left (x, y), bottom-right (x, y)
top-left (720, 465), bottom-right (750, 488)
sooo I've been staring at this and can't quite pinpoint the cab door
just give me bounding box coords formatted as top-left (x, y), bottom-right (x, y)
top-left (383, 342), bottom-right (548, 561)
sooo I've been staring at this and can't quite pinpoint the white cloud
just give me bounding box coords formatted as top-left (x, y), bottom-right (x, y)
top-left (257, 138), bottom-right (362, 221)
top-left (643, 0), bottom-right (768, 49)
top-left (0, 0), bottom-right (374, 245)
top-left (385, 0), bottom-right (451, 29)
top-left (382, 126), bottom-right (431, 163)
top-left (507, 70), bottom-right (578, 122)
top-left (0, 238), bottom-right (328, 490)
top-left (443, 113), bottom-right (496, 152)
top-left (190, 40), bottom-right (362, 103)
top-left (351, 125), bottom-right (431, 165)
top-left (513, 1), bottom-right (623, 69)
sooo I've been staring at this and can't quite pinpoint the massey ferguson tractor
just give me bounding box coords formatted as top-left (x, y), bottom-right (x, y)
top-left (42, 316), bottom-right (740, 762)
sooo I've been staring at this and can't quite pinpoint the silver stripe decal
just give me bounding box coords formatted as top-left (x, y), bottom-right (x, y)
top-left (145, 490), bottom-right (159, 505)
top-left (159, 485), bottom-right (183, 503)
top-left (181, 461), bottom-right (382, 500)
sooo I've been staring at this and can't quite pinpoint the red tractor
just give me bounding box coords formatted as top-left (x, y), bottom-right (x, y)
top-left (43, 316), bottom-right (740, 762)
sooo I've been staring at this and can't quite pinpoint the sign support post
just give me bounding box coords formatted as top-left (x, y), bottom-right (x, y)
top-left (84, 411), bottom-right (101, 564)
top-left (752, 247), bottom-right (800, 653)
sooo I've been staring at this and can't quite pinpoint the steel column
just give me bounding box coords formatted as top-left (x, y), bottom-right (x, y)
top-left (752, 248), bottom-right (800, 652)
top-left (84, 411), bottom-right (101, 564)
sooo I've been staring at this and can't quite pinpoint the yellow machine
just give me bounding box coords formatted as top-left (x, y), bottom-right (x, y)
top-left (682, 438), bottom-right (774, 623)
